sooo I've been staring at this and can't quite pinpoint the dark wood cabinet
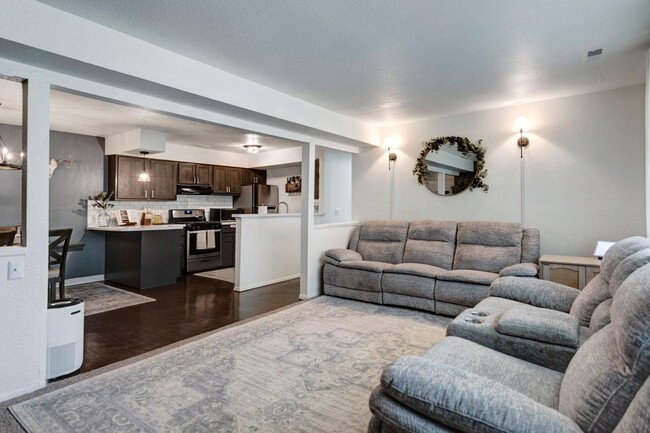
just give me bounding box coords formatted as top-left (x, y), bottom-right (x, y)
top-left (213, 166), bottom-right (244, 194)
top-left (108, 155), bottom-right (177, 201)
top-left (221, 226), bottom-right (236, 268)
top-left (241, 169), bottom-right (266, 185)
top-left (178, 162), bottom-right (213, 186)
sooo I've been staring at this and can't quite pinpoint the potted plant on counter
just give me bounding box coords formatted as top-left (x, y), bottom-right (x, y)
top-left (89, 191), bottom-right (114, 227)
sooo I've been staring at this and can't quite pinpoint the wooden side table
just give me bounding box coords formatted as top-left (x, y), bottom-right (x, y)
top-left (539, 255), bottom-right (601, 290)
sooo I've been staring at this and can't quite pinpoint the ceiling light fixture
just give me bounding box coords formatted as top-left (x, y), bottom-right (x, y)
top-left (138, 151), bottom-right (150, 182)
top-left (244, 145), bottom-right (262, 154)
top-left (512, 116), bottom-right (530, 158)
top-left (0, 135), bottom-right (24, 170)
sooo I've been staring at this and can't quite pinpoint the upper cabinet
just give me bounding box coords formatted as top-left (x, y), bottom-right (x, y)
top-left (178, 162), bottom-right (213, 186)
top-left (241, 169), bottom-right (266, 185)
top-left (107, 155), bottom-right (178, 200)
top-left (213, 166), bottom-right (242, 194)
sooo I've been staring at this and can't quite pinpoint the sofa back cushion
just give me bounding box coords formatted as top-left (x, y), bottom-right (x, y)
top-left (402, 221), bottom-right (457, 270)
top-left (521, 228), bottom-right (541, 263)
top-left (356, 220), bottom-right (409, 264)
top-left (570, 275), bottom-right (611, 326)
top-left (453, 222), bottom-right (523, 273)
top-left (559, 263), bottom-right (650, 433)
top-left (600, 236), bottom-right (650, 283)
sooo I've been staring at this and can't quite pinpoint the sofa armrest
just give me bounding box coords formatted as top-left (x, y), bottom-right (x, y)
top-left (380, 356), bottom-right (582, 433)
top-left (499, 262), bottom-right (539, 277)
top-left (324, 248), bottom-right (362, 265)
top-left (490, 276), bottom-right (580, 313)
top-left (496, 306), bottom-right (581, 348)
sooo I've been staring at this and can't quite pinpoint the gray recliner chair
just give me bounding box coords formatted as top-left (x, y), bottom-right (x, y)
top-left (368, 262), bottom-right (650, 433)
top-left (447, 237), bottom-right (650, 371)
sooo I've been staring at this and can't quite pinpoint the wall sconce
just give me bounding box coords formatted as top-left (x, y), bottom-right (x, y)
top-left (512, 116), bottom-right (530, 158)
top-left (382, 137), bottom-right (398, 170)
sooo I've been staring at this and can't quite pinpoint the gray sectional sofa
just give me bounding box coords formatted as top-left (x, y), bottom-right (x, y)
top-left (368, 260), bottom-right (650, 433)
top-left (447, 236), bottom-right (650, 372)
top-left (324, 220), bottom-right (540, 316)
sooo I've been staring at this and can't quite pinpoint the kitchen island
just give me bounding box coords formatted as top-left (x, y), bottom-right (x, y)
top-left (89, 224), bottom-right (185, 289)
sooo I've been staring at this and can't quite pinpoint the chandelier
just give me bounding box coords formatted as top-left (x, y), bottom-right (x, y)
top-left (0, 135), bottom-right (24, 170)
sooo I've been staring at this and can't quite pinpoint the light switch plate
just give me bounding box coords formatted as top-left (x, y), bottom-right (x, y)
top-left (335, 208), bottom-right (341, 215)
top-left (8, 260), bottom-right (24, 280)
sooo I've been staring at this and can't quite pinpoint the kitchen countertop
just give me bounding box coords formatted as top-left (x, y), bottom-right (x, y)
top-left (88, 224), bottom-right (186, 232)
top-left (234, 213), bottom-right (300, 218)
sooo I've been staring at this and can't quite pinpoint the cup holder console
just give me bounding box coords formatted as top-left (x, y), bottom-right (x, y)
top-left (470, 311), bottom-right (487, 317)
top-left (464, 317), bottom-right (482, 324)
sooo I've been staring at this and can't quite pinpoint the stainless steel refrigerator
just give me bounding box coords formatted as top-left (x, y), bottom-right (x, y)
top-left (234, 184), bottom-right (279, 213)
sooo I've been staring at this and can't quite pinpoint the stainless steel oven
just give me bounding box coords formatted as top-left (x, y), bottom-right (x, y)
top-left (169, 209), bottom-right (222, 273)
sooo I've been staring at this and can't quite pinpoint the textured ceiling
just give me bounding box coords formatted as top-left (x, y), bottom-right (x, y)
top-left (33, 0), bottom-right (650, 124)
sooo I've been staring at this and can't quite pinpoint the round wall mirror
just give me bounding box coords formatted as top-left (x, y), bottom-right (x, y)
top-left (413, 136), bottom-right (488, 195)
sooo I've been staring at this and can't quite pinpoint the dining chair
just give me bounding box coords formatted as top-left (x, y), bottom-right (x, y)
top-left (48, 228), bottom-right (73, 302)
top-left (0, 230), bottom-right (16, 246)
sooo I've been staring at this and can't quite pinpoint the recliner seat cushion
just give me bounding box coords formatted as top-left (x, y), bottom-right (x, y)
top-left (402, 221), bottom-right (457, 270)
top-left (435, 280), bottom-right (490, 307)
top-left (436, 269), bottom-right (499, 285)
top-left (453, 222), bottom-right (523, 273)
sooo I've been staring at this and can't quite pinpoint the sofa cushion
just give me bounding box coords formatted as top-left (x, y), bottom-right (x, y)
top-left (491, 277), bottom-right (580, 313)
top-left (356, 220), bottom-right (409, 264)
top-left (600, 236), bottom-right (650, 283)
top-left (437, 269), bottom-right (499, 285)
top-left (496, 306), bottom-right (581, 348)
top-left (435, 280), bottom-right (490, 307)
top-left (402, 221), bottom-right (457, 270)
top-left (499, 262), bottom-right (539, 277)
top-left (612, 377), bottom-right (650, 433)
top-left (559, 264), bottom-right (650, 433)
top-left (384, 262), bottom-right (446, 279)
top-left (589, 298), bottom-right (612, 333)
top-left (324, 248), bottom-right (363, 264)
top-left (382, 272), bottom-right (436, 299)
top-left (453, 222), bottom-right (523, 272)
top-left (521, 228), bottom-right (541, 264)
top-left (608, 247), bottom-right (650, 296)
top-left (323, 262), bottom-right (387, 292)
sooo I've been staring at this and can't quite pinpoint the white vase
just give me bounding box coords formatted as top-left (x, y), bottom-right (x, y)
top-left (98, 210), bottom-right (111, 227)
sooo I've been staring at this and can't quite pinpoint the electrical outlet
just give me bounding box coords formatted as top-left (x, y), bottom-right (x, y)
top-left (335, 208), bottom-right (341, 215)
top-left (8, 260), bottom-right (24, 280)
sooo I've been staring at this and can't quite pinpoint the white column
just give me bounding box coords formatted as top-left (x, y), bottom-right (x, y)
top-left (646, 48), bottom-right (650, 236)
top-left (0, 74), bottom-right (50, 402)
top-left (300, 142), bottom-right (316, 299)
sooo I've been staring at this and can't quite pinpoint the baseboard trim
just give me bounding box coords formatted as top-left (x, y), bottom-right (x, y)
top-left (0, 382), bottom-right (44, 404)
top-left (234, 274), bottom-right (300, 292)
top-left (65, 274), bottom-right (104, 286)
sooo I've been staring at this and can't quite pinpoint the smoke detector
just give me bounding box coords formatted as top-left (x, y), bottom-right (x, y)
top-left (584, 48), bottom-right (604, 63)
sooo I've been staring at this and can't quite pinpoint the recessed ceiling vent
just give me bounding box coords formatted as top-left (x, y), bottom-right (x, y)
top-left (584, 48), bottom-right (604, 62)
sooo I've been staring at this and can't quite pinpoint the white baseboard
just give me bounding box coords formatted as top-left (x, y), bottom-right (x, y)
top-left (299, 292), bottom-right (320, 300)
top-left (0, 382), bottom-right (44, 403)
top-left (234, 274), bottom-right (300, 292)
top-left (65, 274), bottom-right (104, 286)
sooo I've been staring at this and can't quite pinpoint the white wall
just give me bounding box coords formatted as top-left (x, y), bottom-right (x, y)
top-left (646, 49), bottom-right (650, 236)
top-left (354, 85), bottom-right (646, 257)
top-left (266, 164), bottom-right (302, 213)
top-left (315, 147), bottom-right (353, 224)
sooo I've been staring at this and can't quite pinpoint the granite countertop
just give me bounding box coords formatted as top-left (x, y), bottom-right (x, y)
top-left (87, 224), bottom-right (186, 232)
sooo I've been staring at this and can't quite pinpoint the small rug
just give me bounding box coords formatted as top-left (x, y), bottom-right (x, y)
top-left (11, 296), bottom-right (450, 433)
top-left (194, 267), bottom-right (235, 283)
top-left (65, 282), bottom-right (156, 316)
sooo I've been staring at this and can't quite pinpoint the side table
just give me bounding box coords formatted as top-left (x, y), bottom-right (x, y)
top-left (539, 255), bottom-right (601, 290)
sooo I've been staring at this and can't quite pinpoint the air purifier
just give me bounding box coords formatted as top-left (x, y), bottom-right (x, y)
top-left (46, 298), bottom-right (84, 379)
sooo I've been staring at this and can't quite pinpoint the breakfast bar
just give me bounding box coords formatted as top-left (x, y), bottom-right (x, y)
top-left (89, 225), bottom-right (185, 289)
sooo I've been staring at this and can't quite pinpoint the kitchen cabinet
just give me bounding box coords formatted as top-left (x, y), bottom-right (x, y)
top-left (178, 162), bottom-right (213, 185)
top-left (221, 225), bottom-right (236, 268)
top-left (107, 155), bottom-right (178, 200)
top-left (213, 166), bottom-right (243, 194)
top-left (241, 169), bottom-right (266, 185)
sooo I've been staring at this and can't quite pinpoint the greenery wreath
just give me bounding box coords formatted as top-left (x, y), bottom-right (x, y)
top-left (412, 136), bottom-right (489, 192)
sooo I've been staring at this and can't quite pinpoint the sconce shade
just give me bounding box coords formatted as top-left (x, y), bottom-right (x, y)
top-left (512, 116), bottom-right (530, 132)
top-left (244, 145), bottom-right (262, 153)
top-left (138, 151), bottom-right (150, 182)
top-left (382, 137), bottom-right (398, 149)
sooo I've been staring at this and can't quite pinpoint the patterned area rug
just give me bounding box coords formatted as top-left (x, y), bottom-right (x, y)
top-left (11, 296), bottom-right (449, 433)
top-left (65, 282), bottom-right (156, 316)
top-left (194, 267), bottom-right (235, 283)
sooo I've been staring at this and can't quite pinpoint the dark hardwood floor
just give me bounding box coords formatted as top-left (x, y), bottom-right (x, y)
top-left (77, 273), bottom-right (300, 374)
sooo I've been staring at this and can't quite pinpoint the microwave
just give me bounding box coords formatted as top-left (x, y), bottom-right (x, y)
top-left (209, 208), bottom-right (241, 222)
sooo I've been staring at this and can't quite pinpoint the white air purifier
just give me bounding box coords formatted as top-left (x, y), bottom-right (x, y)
top-left (46, 298), bottom-right (84, 380)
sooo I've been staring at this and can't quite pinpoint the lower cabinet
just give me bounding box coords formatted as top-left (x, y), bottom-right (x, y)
top-left (221, 225), bottom-right (236, 268)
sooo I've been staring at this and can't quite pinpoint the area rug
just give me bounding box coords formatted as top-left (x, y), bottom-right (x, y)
top-left (64, 282), bottom-right (156, 316)
top-left (11, 296), bottom-right (450, 433)
top-left (194, 267), bottom-right (235, 283)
